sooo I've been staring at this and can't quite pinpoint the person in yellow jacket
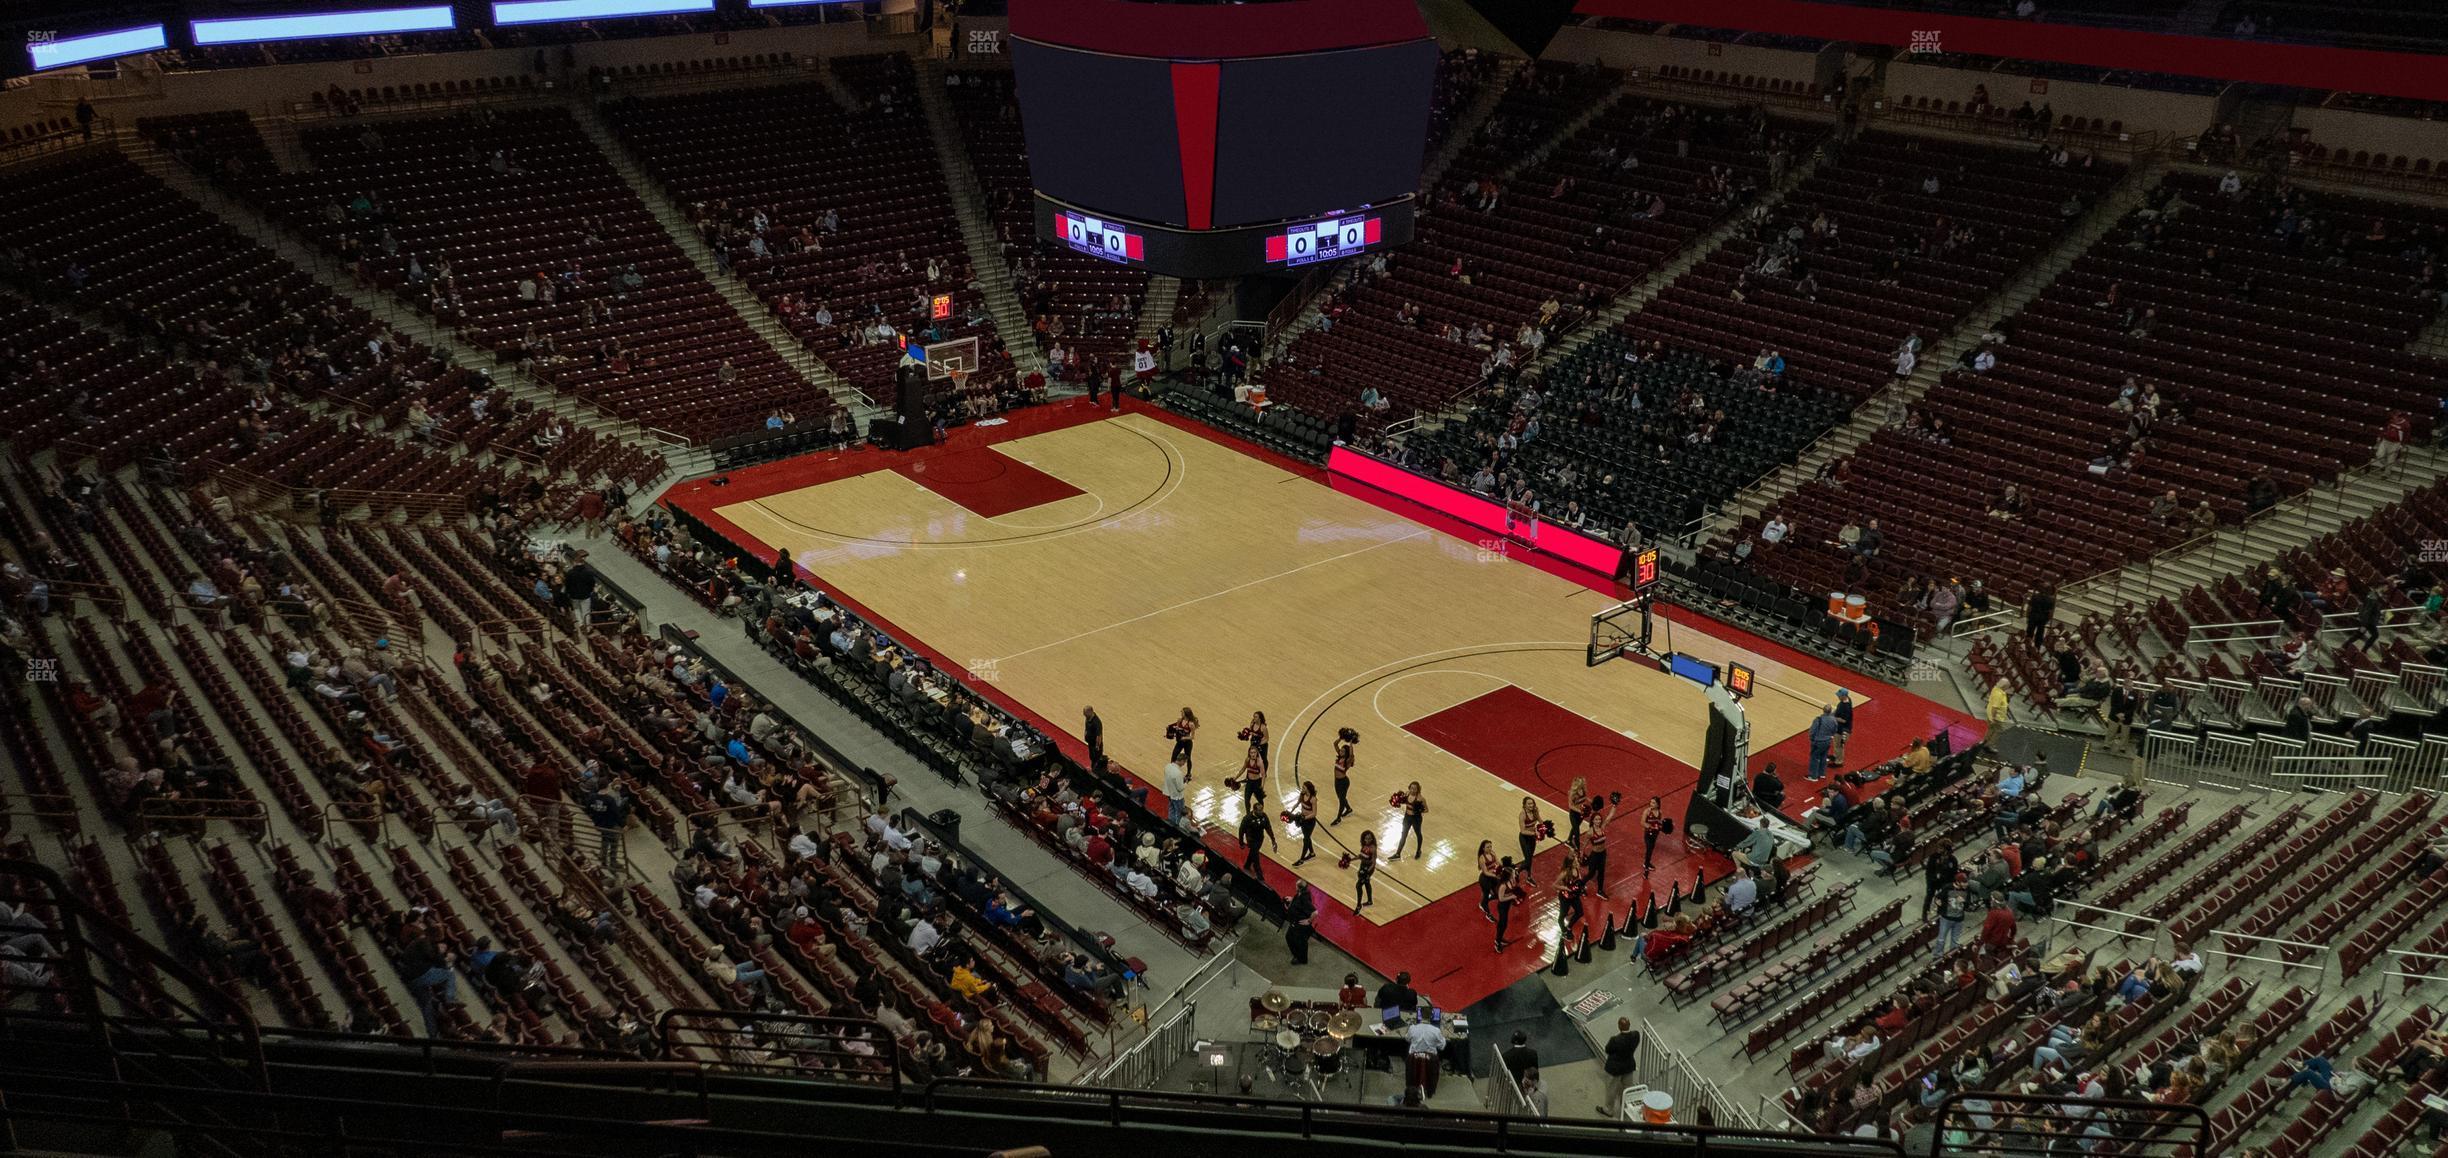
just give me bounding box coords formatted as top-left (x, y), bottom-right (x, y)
top-left (1985, 680), bottom-right (2012, 734)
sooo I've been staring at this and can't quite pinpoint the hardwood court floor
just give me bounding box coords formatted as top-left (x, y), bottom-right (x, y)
top-left (707, 410), bottom-right (1859, 923)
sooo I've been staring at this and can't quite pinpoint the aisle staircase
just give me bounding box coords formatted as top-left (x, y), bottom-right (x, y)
top-left (1424, 57), bottom-right (1523, 190)
top-left (1133, 276), bottom-right (1181, 344)
top-left (563, 95), bottom-right (869, 414)
top-left (1533, 140), bottom-right (1831, 376)
top-left (1500, 76), bottom-right (1631, 181)
top-left (912, 55), bottom-right (1047, 380)
top-left (111, 119), bottom-right (706, 476)
top-left (2056, 444), bottom-right (2448, 621)
top-left (1252, 59), bottom-right (1525, 368)
top-left (1705, 155), bottom-right (2168, 539)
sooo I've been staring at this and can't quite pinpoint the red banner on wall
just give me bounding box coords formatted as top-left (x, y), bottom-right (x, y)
top-left (1573, 0), bottom-right (2448, 101)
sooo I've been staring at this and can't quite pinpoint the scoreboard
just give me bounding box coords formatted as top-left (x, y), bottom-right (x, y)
top-left (1034, 195), bottom-right (1412, 279)
top-left (1265, 215), bottom-right (1383, 268)
top-left (1012, 0), bottom-right (1433, 278)
top-left (1053, 212), bottom-right (1146, 265)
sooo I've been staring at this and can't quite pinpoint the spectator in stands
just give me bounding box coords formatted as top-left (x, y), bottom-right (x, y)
top-left (1934, 874), bottom-right (1972, 956)
top-left (450, 788), bottom-right (519, 844)
top-left (400, 926), bottom-right (456, 1038)
top-left (1723, 869), bottom-right (1759, 914)
top-left (2024, 581), bottom-right (2057, 645)
top-left (1732, 821), bottom-right (1778, 875)
top-left (2350, 586), bottom-right (2386, 650)
top-left (0, 902), bottom-right (55, 963)
top-left (580, 782), bottom-right (630, 867)
top-left (2284, 1054), bottom-right (2337, 1094)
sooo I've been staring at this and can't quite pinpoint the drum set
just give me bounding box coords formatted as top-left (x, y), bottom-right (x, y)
top-left (1253, 990), bottom-right (1363, 1098)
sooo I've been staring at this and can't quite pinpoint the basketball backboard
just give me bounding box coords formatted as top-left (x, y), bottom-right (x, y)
top-left (924, 335), bottom-right (979, 381)
top-left (1587, 596), bottom-right (1653, 667)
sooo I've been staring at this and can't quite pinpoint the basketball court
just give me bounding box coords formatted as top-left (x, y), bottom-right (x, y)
top-left (667, 401), bottom-right (1974, 1005)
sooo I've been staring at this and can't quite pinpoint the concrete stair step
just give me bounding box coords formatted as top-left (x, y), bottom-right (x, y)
top-left (2062, 443), bottom-right (2448, 612)
top-left (563, 96), bottom-right (865, 414)
top-left (114, 122), bottom-right (689, 473)
top-left (912, 55), bottom-right (1046, 379)
top-left (1707, 153), bottom-right (2167, 541)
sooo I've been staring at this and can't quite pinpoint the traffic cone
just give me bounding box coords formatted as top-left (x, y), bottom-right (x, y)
top-left (1600, 911), bottom-right (1620, 951)
top-left (1667, 879), bottom-right (1684, 916)
top-left (1641, 891), bottom-right (1660, 930)
top-left (1550, 934), bottom-right (1571, 976)
top-left (1576, 928), bottom-right (1595, 963)
top-left (1692, 868), bottom-right (1708, 907)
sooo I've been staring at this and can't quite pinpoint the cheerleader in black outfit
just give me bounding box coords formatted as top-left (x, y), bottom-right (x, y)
top-left (1330, 728), bottom-right (1358, 824)
top-left (1556, 854), bottom-right (1588, 948)
top-left (1398, 781), bottom-right (1427, 859)
top-left (1353, 829), bottom-right (1379, 911)
top-left (1239, 711), bottom-right (1269, 772)
top-left (1475, 840), bottom-right (1501, 917)
top-left (1517, 796), bottom-right (1543, 881)
top-left (1291, 781), bottom-right (1319, 865)
top-left (1235, 750), bottom-right (1267, 812)
top-left (1492, 859), bottom-right (1530, 952)
top-left (1585, 793), bottom-right (1617, 898)
top-left (1167, 707), bottom-right (1199, 769)
top-left (1641, 795), bottom-right (1665, 869)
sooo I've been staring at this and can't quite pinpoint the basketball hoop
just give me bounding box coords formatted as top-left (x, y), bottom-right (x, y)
top-left (923, 335), bottom-right (980, 382)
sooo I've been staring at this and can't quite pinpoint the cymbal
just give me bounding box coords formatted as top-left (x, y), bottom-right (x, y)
top-left (1326, 1010), bottom-right (1366, 1039)
top-left (1260, 990), bottom-right (1292, 1013)
top-left (1309, 1034), bottom-right (1343, 1055)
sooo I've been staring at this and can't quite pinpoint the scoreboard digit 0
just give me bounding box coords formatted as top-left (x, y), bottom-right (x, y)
top-left (1264, 214), bottom-right (1381, 267)
top-left (1055, 212), bottom-right (1146, 265)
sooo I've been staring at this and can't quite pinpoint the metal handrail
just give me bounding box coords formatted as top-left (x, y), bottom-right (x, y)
top-left (0, 859), bottom-right (265, 1085)
top-left (317, 799), bottom-right (388, 846)
top-left (473, 613), bottom-right (551, 641)
top-left (0, 801), bottom-right (83, 833)
top-left (2064, 458), bottom-right (2375, 610)
top-left (7, 572), bottom-right (132, 618)
top-left (493, 1058), bottom-right (711, 1117)
top-left (1949, 607), bottom-right (2020, 639)
top-left (654, 1009), bottom-right (899, 1090)
top-left (134, 797), bottom-right (271, 841)
top-left (208, 463), bottom-right (472, 522)
top-left (1932, 1090), bottom-right (2209, 1158)
top-left (926, 1077), bottom-right (1906, 1153)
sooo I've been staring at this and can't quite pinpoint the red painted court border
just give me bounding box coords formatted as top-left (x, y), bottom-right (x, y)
top-left (661, 399), bottom-right (1979, 1006)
